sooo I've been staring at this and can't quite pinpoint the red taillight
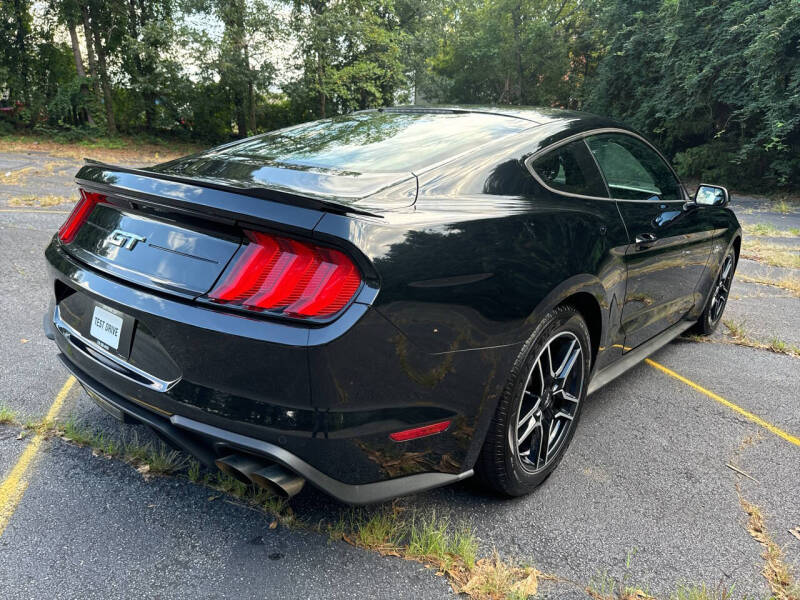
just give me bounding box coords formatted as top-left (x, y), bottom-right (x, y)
top-left (58, 189), bottom-right (103, 243)
top-left (389, 420), bottom-right (451, 442)
top-left (208, 230), bottom-right (362, 320)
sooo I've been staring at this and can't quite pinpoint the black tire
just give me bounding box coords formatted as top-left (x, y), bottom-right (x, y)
top-left (693, 248), bottom-right (737, 336)
top-left (475, 304), bottom-right (591, 496)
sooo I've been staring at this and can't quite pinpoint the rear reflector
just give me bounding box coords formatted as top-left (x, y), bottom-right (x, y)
top-left (208, 230), bottom-right (362, 320)
top-left (389, 420), bottom-right (451, 442)
top-left (58, 189), bottom-right (104, 243)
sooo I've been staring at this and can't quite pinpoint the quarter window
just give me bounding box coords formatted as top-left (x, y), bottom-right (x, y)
top-left (531, 139), bottom-right (608, 198)
top-left (585, 133), bottom-right (682, 201)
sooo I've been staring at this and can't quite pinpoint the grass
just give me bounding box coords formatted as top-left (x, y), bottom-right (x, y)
top-left (743, 223), bottom-right (800, 237)
top-left (668, 584), bottom-right (736, 600)
top-left (407, 513), bottom-right (479, 570)
top-left (721, 319), bottom-right (800, 357)
top-left (739, 496), bottom-right (799, 600)
top-left (741, 238), bottom-right (800, 269)
top-left (0, 133), bottom-right (205, 165)
top-left (736, 274), bottom-right (800, 298)
top-left (0, 404), bottom-right (17, 425)
top-left (59, 418), bottom-right (188, 474)
top-left (0, 166), bottom-right (35, 185)
top-left (774, 199), bottom-right (794, 215)
top-left (8, 194), bottom-right (74, 207)
top-left (327, 508), bottom-right (554, 598)
top-left (461, 552), bottom-right (548, 600)
top-left (722, 318), bottom-right (747, 340)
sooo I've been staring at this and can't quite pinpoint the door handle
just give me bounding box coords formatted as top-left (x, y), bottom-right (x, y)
top-left (634, 233), bottom-right (657, 249)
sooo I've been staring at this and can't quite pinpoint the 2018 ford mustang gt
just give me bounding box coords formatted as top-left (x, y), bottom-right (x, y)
top-left (44, 106), bottom-right (741, 503)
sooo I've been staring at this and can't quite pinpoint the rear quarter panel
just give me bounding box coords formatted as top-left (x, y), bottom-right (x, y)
top-left (307, 133), bottom-right (631, 475)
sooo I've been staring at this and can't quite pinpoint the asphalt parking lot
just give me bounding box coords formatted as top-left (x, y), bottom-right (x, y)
top-left (1, 148), bottom-right (798, 599)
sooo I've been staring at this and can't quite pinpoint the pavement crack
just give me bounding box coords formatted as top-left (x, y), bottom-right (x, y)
top-left (729, 433), bottom-right (799, 600)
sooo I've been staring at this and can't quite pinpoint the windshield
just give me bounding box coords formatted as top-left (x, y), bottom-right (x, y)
top-left (215, 111), bottom-right (533, 173)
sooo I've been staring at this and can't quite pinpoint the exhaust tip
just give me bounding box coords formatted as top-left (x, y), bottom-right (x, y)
top-left (215, 454), bottom-right (264, 484)
top-left (251, 464), bottom-right (306, 498)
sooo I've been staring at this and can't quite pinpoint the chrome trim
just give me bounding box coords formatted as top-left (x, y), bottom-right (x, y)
top-left (523, 127), bottom-right (689, 203)
top-left (53, 305), bottom-right (180, 392)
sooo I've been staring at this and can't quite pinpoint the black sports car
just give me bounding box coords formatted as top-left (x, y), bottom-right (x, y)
top-left (44, 107), bottom-right (740, 503)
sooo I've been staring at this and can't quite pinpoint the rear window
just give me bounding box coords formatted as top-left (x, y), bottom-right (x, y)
top-left (531, 139), bottom-right (608, 197)
top-left (216, 111), bottom-right (532, 173)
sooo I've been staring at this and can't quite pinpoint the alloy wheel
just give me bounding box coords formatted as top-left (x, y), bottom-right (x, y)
top-left (513, 331), bottom-right (584, 473)
top-left (709, 254), bottom-right (734, 325)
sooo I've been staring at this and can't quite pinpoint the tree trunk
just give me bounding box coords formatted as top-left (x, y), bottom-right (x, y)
top-left (235, 93), bottom-right (248, 138)
top-left (317, 56), bottom-right (326, 118)
top-left (127, 0), bottom-right (155, 129)
top-left (81, 5), bottom-right (99, 94)
top-left (12, 0), bottom-right (30, 105)
top-left (68, 23), bottom-right (86, 77)
top-left (68, 21), bottom-right (96, 126)
top-left (511, 4), bottom-right (525, 105)
top-left (91, 25), bottom-right (116, 134)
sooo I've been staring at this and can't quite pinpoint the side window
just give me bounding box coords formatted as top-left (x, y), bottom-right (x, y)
top-left (530, 139), bottom-right (608, 198)
top-left (585, 133), bottom-right (682, 201)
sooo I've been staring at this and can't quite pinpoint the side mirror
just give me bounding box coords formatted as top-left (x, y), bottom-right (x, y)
top-left (694, 184), bottom-right (729, 207)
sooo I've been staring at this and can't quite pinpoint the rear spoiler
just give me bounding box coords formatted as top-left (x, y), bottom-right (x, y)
top-left (78, 160), bottom-right (384, 219)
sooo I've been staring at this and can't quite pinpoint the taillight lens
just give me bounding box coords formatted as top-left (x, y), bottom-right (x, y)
top-left (389, 420), bottom-right (452, 442)
top-left (208, 230), bottom-right (362, 320)
top-left (58, 189), bottom-right (103, 243)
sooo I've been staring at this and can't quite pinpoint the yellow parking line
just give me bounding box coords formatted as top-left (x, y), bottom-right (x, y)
top-left (645, 359), bottom-right (800, 448)
top-left (0, 376), bottom-right (75, 536)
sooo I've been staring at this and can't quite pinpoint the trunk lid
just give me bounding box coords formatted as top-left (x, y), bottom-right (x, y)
top-left (67, 201), bottom-right (242, 298)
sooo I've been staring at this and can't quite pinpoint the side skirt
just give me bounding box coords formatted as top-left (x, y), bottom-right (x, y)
top-left (587, 319), bottom-right (694, 395)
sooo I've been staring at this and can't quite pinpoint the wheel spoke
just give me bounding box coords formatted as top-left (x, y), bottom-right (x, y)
top-left (535, 360), bottom-right (545, 395)
top-left (721, 258), bottom-right (732, 279)
top-left (517, 401), bottom-right (540, 429)
top-left (545, 344), bottom-right (555, 377)
top-left (539, 418), bottom-right (555, 466)
top-left (554, 339), bottom-right (576, 378)
top-left (517, 410), bottom-right (541, 447)
top-left (555, 344), bottom-right (581, 383)
top-left (558, 390), bottom-right (580, 404)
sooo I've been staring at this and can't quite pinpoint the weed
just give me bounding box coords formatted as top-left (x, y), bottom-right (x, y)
top-left (187, 460), bottom-right (201, 483)
top-left (774, 199), bottom-right (793, 214)
top-left (722, 319), bottom-right (746, 340)
top-left (739, 496), bottom-right (798, 599)
top-left (350, 510), bottom-right (404, 554)
top-left (461, 551), bottom-right (549, 599)
top-left (769, 337), bottom-right (788, 353)
top-left (212, 472), bottom-right (249, 497)
top-left (0, 405), bottom-right (16, 425)
top-left (406, 513), bottom-right (478, 571)
top-left (669, 583), bottom-right (735, 600)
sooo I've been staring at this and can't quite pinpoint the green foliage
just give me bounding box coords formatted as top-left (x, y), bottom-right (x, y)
top-left (287, 0), bottom-right (409, 119)
top-left (586, 0), bottom-right (800, 191)
top-left (1, 0), bottom-right (799, 191)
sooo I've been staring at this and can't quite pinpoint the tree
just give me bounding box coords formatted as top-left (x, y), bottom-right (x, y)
top-left (287, 0), bottom-right (408, 119)
top-left (423, 0), bottom-right (595, 106)
top-left (184, 0), bottom-right (278, 137)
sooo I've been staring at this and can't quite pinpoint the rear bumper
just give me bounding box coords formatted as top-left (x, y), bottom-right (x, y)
top-left (45, 235), bottom-right (516, 497)
top-left (59, 354), bottom-right (473, 504)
